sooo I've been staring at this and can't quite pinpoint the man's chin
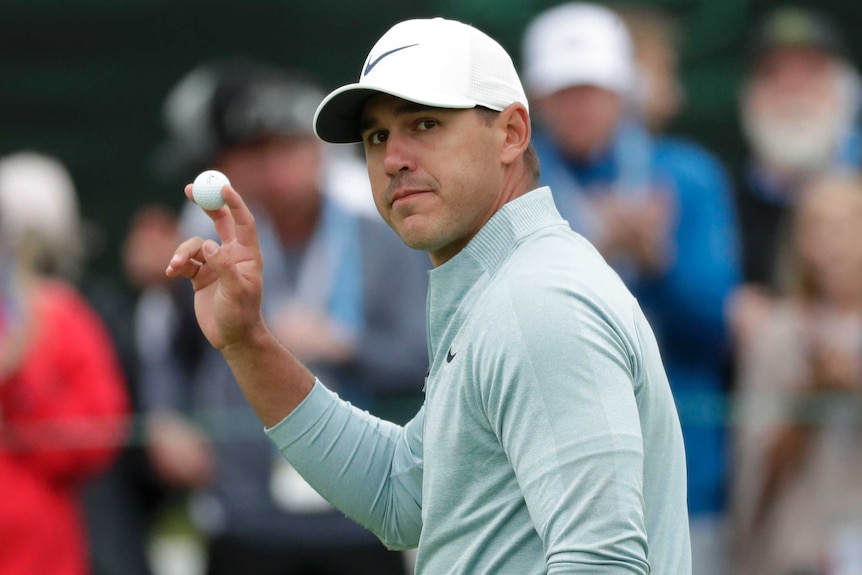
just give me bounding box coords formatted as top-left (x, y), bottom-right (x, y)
top-left (390, 218), bottom-right (435, 251)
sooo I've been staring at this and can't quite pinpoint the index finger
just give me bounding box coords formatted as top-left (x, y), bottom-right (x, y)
top-left (221, 185), bottom-right (258, 248)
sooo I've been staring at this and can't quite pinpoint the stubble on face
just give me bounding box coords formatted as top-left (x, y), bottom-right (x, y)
top-left (360, 97), bottom-right (505, 265)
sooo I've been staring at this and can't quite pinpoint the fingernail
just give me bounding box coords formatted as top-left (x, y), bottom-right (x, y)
top-left (204, 241), bottom-right (219, 256)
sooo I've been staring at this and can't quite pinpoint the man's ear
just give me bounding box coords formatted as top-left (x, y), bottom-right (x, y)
top-left (499, 103), bottom-right (531, 166)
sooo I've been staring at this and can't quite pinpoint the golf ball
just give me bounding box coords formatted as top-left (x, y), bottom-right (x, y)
top-left (192, 170), bottom-right (230, 210)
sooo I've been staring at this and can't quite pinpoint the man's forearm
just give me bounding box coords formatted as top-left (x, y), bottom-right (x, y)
top-left (267, 382), bottom-right (425, 549)
top-left (221, 324), bottom-right (315, 428)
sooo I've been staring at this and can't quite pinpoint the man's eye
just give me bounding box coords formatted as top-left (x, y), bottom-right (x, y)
top-left (417, 119), bottom-right (438, 131)
top-left (368, 131), bottom-right (388, 145)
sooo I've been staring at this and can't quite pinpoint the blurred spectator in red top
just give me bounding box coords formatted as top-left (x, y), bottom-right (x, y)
top-left (0, 152), bottom-right (129, 575)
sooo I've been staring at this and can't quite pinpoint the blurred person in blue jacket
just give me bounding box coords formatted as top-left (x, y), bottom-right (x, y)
top-left (522, 4), bottom-right (740, 575)
top-left (141, 59), bottom-right (429, 575)
top-left (729, 6), bottom-right (862, 347)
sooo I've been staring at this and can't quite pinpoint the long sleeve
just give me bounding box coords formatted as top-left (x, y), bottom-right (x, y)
top-left (268, 190), bottom-right (690, 574)
top-left (265, 379), bottom-right (424, 549)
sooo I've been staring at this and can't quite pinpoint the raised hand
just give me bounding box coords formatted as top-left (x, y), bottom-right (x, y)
top-left (166, 182), bottom-right (313, 428)
top-left (166, 183), bottom-right (266, 352)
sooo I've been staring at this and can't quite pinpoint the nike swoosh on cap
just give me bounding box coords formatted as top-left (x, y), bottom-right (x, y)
top-left (363, 43), bottom-right (419, 76)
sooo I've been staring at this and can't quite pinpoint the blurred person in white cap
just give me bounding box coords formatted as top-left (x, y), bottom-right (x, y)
top-left (0, 151), bottom-right (86, 282)
top-left (145, 58), bottom-right (429, 575)
top-left (166, 16), bottom-right (691, 575)
top-left (729, 6), bottom-right (862, 347)
top-left (0, 151), bottom-right (129, 575)
top-left (523, 4), bottom-right (740, 575)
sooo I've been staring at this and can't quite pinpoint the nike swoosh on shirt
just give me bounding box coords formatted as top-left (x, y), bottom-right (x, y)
top-left (446, 348), bottom-right (457, 363)
top-left (363, 44), bottom-right (419, 76)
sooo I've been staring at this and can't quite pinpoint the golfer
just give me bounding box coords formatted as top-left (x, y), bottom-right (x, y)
top-left (167, 17), bottom-right (691, 575)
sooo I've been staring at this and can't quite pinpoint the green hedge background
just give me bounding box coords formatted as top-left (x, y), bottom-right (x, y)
top-left (3, 0), bottom-right (861, 282)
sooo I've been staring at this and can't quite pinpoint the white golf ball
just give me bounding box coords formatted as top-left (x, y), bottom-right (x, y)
top-left (192, 170), bottom-right (230, 210)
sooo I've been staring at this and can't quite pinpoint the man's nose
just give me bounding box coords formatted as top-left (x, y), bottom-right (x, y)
top-left (382, 134), bottom-right (417, 175)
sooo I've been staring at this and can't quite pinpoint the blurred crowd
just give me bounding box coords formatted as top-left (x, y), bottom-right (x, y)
top-left (2, 3), bottom-right (862, 575)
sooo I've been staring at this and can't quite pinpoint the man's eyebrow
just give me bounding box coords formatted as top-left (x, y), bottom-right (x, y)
top-left (359, 102), bottom-right (449, 134)
top-left (394, 102), bottom-right (439, 115)
top-left (359, 115), bottom-right (379, 135)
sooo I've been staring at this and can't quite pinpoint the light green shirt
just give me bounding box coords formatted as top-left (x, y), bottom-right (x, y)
top-left (267, 187), bottom-right (691, 574)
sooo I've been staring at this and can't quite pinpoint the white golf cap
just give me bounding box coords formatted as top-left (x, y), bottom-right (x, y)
top-left (522, 2), bottom-right (636, 97)
top-left (314, 17), bottom-right (529, 143)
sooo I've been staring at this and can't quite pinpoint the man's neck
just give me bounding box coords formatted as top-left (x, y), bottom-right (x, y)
top-left (503, 163), bottom-right (538, 205)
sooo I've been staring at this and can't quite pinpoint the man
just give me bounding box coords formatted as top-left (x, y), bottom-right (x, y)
top-left (522, 5), bottom-right (739, 574)
top-left (166, 18), bottom-right (690, 574)
top-left (730, 6), bottom-right (861, 344)
top-left (146, 59), bottom-right (428, 575)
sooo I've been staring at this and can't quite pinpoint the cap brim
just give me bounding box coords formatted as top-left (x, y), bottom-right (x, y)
top-left (313, 82), bottom-right (477, 144)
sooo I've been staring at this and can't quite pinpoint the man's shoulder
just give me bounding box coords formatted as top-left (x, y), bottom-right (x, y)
top-left (495, 229), bottom-right (632, 317)
top-left (468, 233), bottom-right (639, 379)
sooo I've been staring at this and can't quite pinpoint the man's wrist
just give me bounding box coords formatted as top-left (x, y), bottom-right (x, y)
top-left (221, 320), bottom-right (277, 363)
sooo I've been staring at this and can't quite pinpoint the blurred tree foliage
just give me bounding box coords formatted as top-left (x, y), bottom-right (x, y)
top-left (1, 0), bottom-right (861, 280)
